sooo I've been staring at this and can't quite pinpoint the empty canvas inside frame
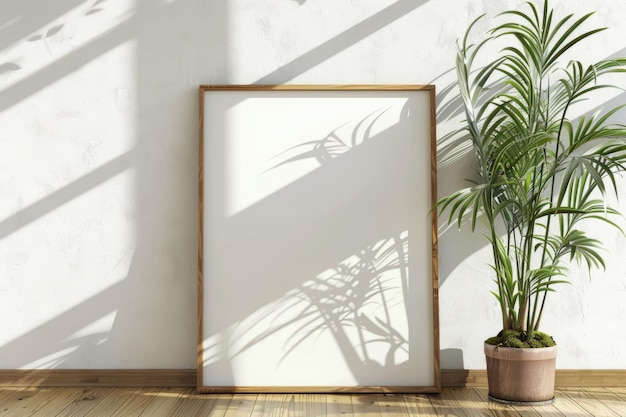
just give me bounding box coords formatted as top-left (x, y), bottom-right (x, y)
top-left (198, 85), bottom-right (439, 393)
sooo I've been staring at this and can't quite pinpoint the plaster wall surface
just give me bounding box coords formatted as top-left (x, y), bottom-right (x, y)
top-left (0, 0), bottom-right (625, 371)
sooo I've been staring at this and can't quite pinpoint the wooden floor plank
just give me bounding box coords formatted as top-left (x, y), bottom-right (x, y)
top-left (428, 389), bottom-right (470, 417)
top-left (2, 387), bottom-right (58, 417)
top-left (0, 386), bottom-right (50, 416)
top-left (27, 387), bottom-right (92, 417)
top-left (581, 388), bottom-right (626, 417)
top-left (370, 394), bottom-right (408, 416)
top-left (83, 387), bottom-right (141, 416)
top-left (484, 403), bottom-right (520, 417)
top-left (402, 393), bottom-right (438, 417)
top-left (607, 386), bottom-right (626, 399)
top-left (472, 388), bottom-right (521, 417)
top-left (167, 387), bottom-right (230, 417)
top-left (350, 393), bottom-right (382, 417)
top-left (0, 387), bottom-right (27, 408)
top-left (168, 390), bottom-right (207, 417)
top-left (448, 387), bottom-right (495, 417)
top-left (0, 388), bottom-right (21, 408)
top-left (326, 394), bottom-right (353, 417)
top-left (106, 387), bottom-right (161, 417)
top-left (379, 393), bottom-right (430, 416)
top-left (280, 394), bottom-right (326, 417)
top-left (222, 394), bottom-right (256, 417)
top-left (199, 394), bottom-right (234, 417)
top-left (505, 403), bottom-right (544, 417)
top-left (469, 387), bottom-right (562, 417)
top-left (530, 402), bottom-right (565, 417)
top-left (0, 385), bottom-right (625, 416)
top-left (137, 387), bottom-right (189, 417)
top-left (52, 387), bottom-right (116, 417)
top-left (250, 394), bottom-right (289, 417)
top-left (551, 389), bottom-right (594, 417)
top-left (559, 387), bottom-right (621, 417)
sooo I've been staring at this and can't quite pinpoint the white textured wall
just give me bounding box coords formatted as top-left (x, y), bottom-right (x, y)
top-left (0, 0), bottom-right (624, 370)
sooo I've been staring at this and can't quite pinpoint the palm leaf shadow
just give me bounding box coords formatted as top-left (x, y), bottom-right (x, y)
top-left (223, 100), bottom-right (426, 380)
top-left (229, 232), bottom-right (411, 373)
top-left (262, 106), bottom-right (394, 174)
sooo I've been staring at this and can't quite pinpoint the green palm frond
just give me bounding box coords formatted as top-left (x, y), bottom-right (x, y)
top-left (438, 0), bottom-right (626, 339)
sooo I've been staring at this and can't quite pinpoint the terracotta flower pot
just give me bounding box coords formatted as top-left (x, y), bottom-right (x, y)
top-left (484, 342), bottom-right (557, 404)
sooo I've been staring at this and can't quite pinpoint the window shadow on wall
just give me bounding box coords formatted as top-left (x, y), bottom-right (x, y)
top-left (2, 0), bottom-right (625, 378)
top-left (255, 0), bottom-right (429, 84)
top-left (0, 0), bottom-right (436, 376)
top-left (0, 0), bottom-right (226, 370)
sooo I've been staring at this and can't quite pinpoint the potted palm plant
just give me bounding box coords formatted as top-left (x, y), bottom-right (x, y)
top-left (438, 0), bottom-right (626, 404)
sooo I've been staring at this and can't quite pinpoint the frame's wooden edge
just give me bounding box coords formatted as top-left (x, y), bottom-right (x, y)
top-left (196, 385), bottom-right (440, 394)
top-left (441, 369), bottom-right (626, 388)
top-left (0, 369), bottom-right (196, 387)
top-left (199, 84), bottom-right (436, 92)
top-left (197, 86), bottom-right (206, 390)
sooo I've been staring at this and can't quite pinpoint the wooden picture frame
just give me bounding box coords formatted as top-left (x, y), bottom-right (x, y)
top-left (198, 85), bottom-right (439, 393)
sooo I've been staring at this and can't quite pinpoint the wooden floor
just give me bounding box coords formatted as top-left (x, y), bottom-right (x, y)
top-left (0, 386), bottom-right (625, 416)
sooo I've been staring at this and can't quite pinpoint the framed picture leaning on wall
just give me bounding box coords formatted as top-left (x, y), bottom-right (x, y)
top-left (198, 85), bottom-right (439, 393)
